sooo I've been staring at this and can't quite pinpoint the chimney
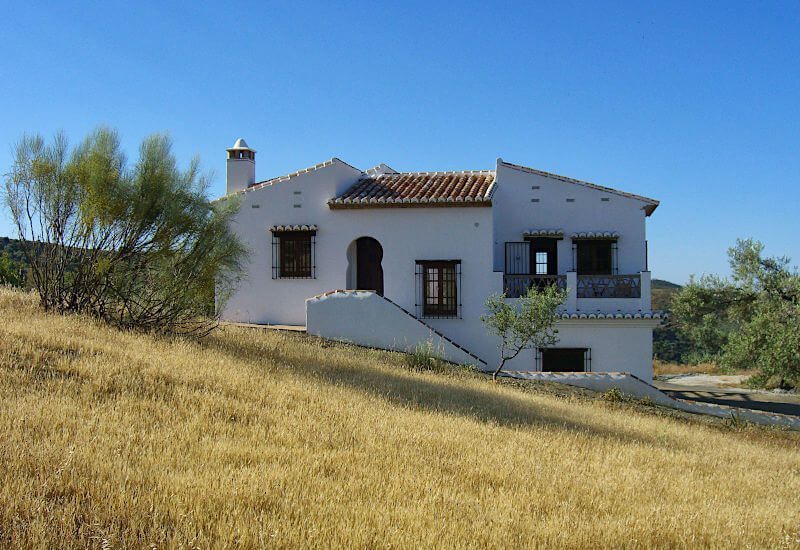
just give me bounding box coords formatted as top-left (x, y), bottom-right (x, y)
top-left (226, 138), bottom-right (256, 194)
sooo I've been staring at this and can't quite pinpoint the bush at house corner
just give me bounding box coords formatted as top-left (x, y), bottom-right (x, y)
top-left (3, 128), bottom-right (247, 335)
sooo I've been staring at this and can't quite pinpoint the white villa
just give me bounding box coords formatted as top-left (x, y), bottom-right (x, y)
top-left (219, 139), bottom-right (664, 381)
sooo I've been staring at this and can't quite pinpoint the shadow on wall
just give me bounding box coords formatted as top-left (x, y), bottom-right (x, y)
top-left (201, 330), bottom-right (690, 451)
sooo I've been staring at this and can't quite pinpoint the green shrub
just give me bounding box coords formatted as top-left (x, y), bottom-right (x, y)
top-left (601, 388), bottom-right (625, 403)
top-left (0, 253), bottom-right (24, 287)
top-left (4, 128), bottom-right (246, 335)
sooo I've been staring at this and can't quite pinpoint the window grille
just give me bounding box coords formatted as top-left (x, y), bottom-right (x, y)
top-left (415, 260), bottom-right (461, 319)
top-left (271, 230), bottom-right (316, 279)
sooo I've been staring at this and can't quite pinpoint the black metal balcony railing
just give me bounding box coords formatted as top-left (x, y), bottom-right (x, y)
top-left (503, 274), bottom-right (566, 298)
top-left (577, 274), bottom-right (641, 298)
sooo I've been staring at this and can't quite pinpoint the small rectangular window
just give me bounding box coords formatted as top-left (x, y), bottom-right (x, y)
top-left (272, 230), bottom-right (316, 279)
top-left (535, 252), bottom-right (548, 275)
top-left (416, 260), bottom-right (461, 318)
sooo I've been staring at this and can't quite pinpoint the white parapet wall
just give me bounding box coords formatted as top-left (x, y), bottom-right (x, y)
top-left (306, 290), bottom-right (487, 367)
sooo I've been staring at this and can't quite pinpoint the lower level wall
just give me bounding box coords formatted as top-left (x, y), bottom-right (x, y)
top-left (544, 321), bottom-right (654, 382)
top-left (306, 291), bottom-right (658, 382)
top-left (428, 316), bottom-right (656, 382)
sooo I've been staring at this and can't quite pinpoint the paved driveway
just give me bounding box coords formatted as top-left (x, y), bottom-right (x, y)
top-left (654, 377), bottom-right (800, 417)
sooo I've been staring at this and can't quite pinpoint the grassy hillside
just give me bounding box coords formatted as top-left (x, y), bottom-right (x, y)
top-left (652, 278), bottom-right (682, 290)
top-left (652, 278), bottom-right (681, 311)
top-left (650, 279), bottom-right (697, 365)
top-left (0, 236), bottom-right (26, 265)
top-left (1, 288), bottom-right (798, 547)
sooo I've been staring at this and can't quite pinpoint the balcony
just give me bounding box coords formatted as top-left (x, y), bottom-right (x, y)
top-left (501, 238), bottom-right (652, 313)
top-left (503, 274), bottom-right (566, 298)
top-left (577, 274), bottom-right (641, 299)
top-left (503, 271), bottom-right (652, 313)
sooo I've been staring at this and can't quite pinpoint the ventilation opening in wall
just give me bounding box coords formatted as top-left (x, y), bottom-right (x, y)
top-left (566, 198), bottom-right (575, 203)
top-left (536, 348), bottom-right (591, 372)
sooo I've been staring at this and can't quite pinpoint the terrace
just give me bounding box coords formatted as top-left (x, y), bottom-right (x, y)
top-left (503, 240), bottom-right (651, 312)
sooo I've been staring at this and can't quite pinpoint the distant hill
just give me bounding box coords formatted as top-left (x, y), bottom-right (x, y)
top-left (651, 279), bottom-right (681, 312)
top-left (649, 279), bottom-right (693, 363)
top-left (652, 279), bottom-right (682, 290)
top-left (0, 236), bottom-right (27, 264)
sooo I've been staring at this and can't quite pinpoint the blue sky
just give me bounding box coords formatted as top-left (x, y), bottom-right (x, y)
top-left (1, 1), bottom-right (798, 283)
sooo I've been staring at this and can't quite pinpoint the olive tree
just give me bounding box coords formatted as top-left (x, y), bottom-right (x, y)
top-left (4, 128), bottom-right (246, 335)
top-left (481, 284), bottom-right (566, 380)
top-left (672, 239), bottom-right (800, 387)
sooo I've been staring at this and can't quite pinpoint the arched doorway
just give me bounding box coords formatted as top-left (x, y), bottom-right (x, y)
top-left (355, 237), bottom-right (384, 295)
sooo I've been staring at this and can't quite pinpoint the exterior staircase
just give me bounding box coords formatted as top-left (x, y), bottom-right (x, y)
top-left (306, 290), bottom-right (487, 368)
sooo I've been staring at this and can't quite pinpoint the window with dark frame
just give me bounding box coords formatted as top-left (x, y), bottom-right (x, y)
top-left (527, 237), bottom-right (558, 276)
top-left (575, 239), bottom-right (614, 275)
top-left (416, 260), bottom-right (460, 318)
top-left (272, 230), bottom-right (316, 279)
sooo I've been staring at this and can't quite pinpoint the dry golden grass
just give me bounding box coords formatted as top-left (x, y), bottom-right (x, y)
top-left (1, 287), bottom-right (799, 548)
top-left (653, 359), bottom-right (720, 376)
top-left (653, 360), bottom-right (758, 380)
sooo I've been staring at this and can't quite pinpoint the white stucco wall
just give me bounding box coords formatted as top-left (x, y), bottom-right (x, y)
top-left (306, 290), bottom-right (486, 366)
top-left (495, 319), bottom-right (656, 382)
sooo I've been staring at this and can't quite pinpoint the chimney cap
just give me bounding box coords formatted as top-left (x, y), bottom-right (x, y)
top-left (227, 138), bottom-right (256, 152)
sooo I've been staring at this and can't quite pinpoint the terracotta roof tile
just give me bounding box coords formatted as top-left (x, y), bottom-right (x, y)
top-left (329, 171), bottom-right (495, 209)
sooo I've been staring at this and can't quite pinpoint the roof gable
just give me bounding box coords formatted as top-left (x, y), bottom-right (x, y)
top-left (497, 159), bottom-right (659, 216)
top-left (246, 157), bottom-right (361, 192)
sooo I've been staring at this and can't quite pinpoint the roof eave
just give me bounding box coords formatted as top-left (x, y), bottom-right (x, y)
top-left (328, 200), bottom-right (492, 210)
